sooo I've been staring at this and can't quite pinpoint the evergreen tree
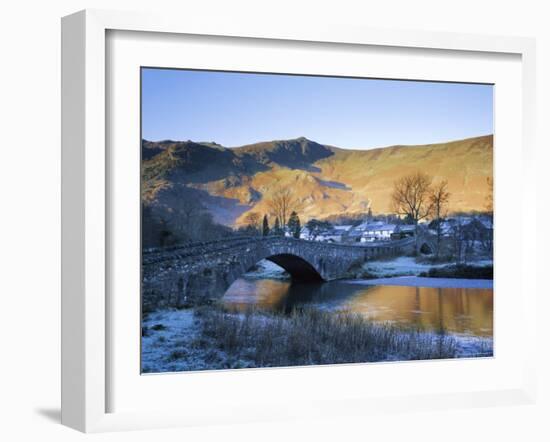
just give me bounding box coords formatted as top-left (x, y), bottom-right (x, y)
top-left (262, 214), bottom-right (270, 236)
top-left (243, 211), bottom-right (261, 235)
top-left (288, 211), bottom-right (301, 239)
top-left (305, 219), bottom-right (332, 240)
top-left (273, 217), bottom-right (282, 235)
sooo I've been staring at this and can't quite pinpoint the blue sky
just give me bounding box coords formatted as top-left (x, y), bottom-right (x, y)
top-left (141, 68), bottom-right (493, 149)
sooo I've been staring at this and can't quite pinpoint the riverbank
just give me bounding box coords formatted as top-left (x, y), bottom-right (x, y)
top-left (141, 306), bottom-right (493, 373)
top-left (244, 256), bottom-right (494, 282)
top-left (357, 256), bottom-right (493, 279)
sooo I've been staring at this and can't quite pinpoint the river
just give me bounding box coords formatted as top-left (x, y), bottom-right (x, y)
top-left (222, 276), bottom-right (493, 338)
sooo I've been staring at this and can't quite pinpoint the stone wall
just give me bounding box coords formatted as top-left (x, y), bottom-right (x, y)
top-left (142, 236), bottom-right (414, 311)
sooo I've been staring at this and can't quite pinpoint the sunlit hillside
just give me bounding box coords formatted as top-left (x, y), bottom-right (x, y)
top-left (142, 135), bottom-right (493, 226)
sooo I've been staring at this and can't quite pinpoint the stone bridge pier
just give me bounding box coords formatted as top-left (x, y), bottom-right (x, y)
top-left (142, 236), bottom-right (414, 311)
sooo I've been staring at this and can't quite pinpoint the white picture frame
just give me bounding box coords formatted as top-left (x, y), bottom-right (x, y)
top-left (61, 9), bottom-right (537, 433)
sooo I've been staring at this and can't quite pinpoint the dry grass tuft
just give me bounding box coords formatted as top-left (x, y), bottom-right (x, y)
top-left (197, 306), bottom-right (459, 367)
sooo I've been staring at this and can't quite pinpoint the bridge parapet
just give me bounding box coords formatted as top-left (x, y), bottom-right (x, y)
top-left (142, 236), bottom-right (414, 311)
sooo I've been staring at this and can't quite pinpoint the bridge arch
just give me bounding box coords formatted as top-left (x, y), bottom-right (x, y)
top-left (220, 253), bottom-right (324, 306)
top-left (265, 254), bottom-right (324, 282)
top-left (142, 236), bottom-right (414, 309)
top-left (219, 251), bottom-right (327, 302)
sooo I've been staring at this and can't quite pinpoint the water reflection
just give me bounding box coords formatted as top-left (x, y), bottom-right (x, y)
top-left (223, 278), bottom-right (493, 337)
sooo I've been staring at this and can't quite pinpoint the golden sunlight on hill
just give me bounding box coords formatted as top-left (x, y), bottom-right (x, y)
top-left (227, 135), bottom-right (492, 225)
top-left (142, 135), bottom-right (493, 227)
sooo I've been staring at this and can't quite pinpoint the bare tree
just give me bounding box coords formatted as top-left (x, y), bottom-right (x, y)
top-left (169, 195), bottom-right (203, 240)
top-left (450, 219), bottom-right (467, 265)
top-left (266, 187), bottom-right (301, 227)
top-left (305, 219), bottom-right (332, 241)
top-left (243, 211), bottom-right (261, 235)
top-left (392, 172), bottom-right (435, 252)
top-left (150, 186), bottom-right (234, 245)
top-left (391, 172), bottom-right (434, 225)
top-left (429, 180), bottom-right (450, 258)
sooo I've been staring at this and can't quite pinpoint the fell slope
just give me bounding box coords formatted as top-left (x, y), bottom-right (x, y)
top-left (141, 135), bottom-right (493, 226)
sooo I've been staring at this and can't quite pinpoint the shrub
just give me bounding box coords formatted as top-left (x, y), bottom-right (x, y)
top-left (420, 265), bottom-right (493, 279)
top-left (197, 306), bottom-right (458, 368)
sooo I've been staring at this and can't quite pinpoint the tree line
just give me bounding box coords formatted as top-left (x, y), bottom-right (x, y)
top-left (391, 171), bottom-right (493, 261)
top-left (241, 187), bottom-right (304, 238)
top-left (391, 171), bottom-right (450, 258)
top-left (241, 209), bottom-right (302, 238)
top-left (142, 187), bottom-right (233, 248)
top-left (143, 170), bottom-right (492, 261)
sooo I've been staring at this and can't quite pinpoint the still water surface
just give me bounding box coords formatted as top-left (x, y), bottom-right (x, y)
top-left (223, 278), bottom-right (493, 337)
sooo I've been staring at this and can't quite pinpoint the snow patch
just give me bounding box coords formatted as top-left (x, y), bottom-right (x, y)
top-left (141, 309), bottom-right (215, 373)
top-left (363, 256), bottom-right (492, 277)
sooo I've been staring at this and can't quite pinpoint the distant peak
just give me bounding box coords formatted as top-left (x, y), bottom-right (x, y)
top-left (268, 136), bottom-right (313, 144)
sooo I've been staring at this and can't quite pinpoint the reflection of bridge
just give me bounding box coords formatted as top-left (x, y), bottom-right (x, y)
top-left (142, 236), bottom-right (415, 310)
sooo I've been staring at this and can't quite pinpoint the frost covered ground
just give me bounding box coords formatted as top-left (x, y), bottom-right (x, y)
top-left (362, 256), bottom-right (493, 278)
top-left (142, 307), bottom-right (493, 374)
top-left (141, 309), bottom-right (229, 373)
top-left (141, 258), bottom-right (494, 373)
top-left (142, 308), bottom-right (265, 372)
top-left (246, 256), bottom-right (493, 282)
top-left (454, 335), bottom-right (494, 359)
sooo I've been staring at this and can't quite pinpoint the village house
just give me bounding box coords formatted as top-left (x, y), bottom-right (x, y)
top-left (437, 216), bottom-right (493, 238)
top-left (360, 223), bottom-right (397, 242)
top-left (299, 226), bottom-right (311, 240)
top-left (315, 228), bottom-right (344, 243)
top-left (298, 224), bottom-right (352, 243)
top-left (333, 225), bottom-right (353, 234)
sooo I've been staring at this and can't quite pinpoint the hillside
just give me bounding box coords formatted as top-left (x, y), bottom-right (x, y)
top-left (141, 135), bottom-right (493, 227)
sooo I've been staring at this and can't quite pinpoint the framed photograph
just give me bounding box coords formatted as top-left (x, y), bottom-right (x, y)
top-left (61, 9), bottom-right (537, 432)
top-left (140, 67), bottom-right (496, 374)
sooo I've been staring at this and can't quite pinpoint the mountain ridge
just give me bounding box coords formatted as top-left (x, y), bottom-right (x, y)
top-left (142, 135), bottom-right (493, 227)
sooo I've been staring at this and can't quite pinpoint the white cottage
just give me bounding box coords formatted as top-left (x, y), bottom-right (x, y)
top-left (359, 223), bottom-right (397, 242)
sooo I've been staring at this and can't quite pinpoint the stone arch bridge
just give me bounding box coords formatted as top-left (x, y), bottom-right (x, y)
top-left (142, 236), bottom-right (415, 310)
